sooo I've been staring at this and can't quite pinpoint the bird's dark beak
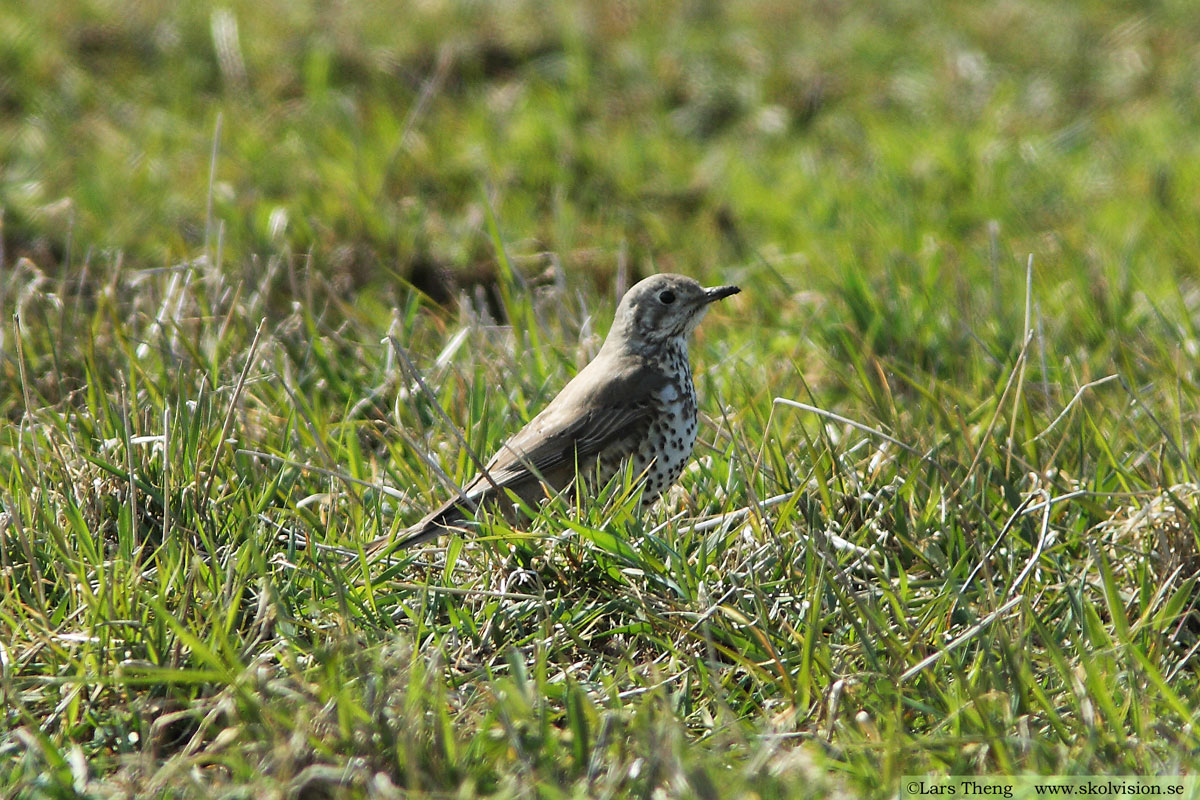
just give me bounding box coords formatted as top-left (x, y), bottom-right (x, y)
top-left (703, 285), bottom-right (741, 303)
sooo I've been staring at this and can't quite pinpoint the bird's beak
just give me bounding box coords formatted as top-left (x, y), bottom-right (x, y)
top-left (703, 285), bottom-right (741, 303)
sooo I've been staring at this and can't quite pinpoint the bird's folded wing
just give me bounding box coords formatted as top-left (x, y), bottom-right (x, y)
top-left (467, 360), bottom-right (667, 492)
top-left (481, 405), bottom-right (640, 485)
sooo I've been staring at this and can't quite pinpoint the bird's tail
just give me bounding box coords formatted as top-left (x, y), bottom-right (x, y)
top-left (363, 499), bottom-right (469, 561)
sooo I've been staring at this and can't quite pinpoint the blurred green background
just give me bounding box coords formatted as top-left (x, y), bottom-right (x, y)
top-left (6, 0), bottom-right (1198, 304)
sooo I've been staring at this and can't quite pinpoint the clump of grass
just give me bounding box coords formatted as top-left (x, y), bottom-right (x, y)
top-left (5, 0), bottom-right (1200, 796)
top-left (4, 226), bottom-right (1200, 796)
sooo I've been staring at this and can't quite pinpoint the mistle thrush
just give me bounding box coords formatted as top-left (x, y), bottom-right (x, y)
top-left (367, 273), bottom-right (739, 556)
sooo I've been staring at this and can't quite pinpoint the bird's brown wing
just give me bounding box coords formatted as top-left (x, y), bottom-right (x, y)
top-left (464, 354), bottom-right (668, 494)
top-left (368, 354), bottom-right (667, 556)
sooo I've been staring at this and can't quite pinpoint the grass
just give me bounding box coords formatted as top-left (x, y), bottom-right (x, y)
top-left (3, 0), bottom-right (1200, 796)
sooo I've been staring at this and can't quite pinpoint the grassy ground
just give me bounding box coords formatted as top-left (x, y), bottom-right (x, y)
top-left (3, 0), bottom-right (1200, 796)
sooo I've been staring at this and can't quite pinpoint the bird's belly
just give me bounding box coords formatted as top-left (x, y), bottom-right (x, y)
top-left (593, 391), bottom-right (697, 505)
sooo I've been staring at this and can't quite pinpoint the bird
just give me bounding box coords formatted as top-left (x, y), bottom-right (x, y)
top-left (365, 273), bottom-right (740, 558)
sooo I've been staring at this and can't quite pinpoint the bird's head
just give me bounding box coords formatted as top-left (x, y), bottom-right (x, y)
top-left (605, 273), bottom-right (740, 353)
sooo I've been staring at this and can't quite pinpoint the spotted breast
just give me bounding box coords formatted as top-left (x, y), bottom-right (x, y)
top-left (594, 336), bottom-right (699, 505)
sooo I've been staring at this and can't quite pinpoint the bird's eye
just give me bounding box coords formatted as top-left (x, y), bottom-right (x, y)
top-left (658, 290), bottom-right (676, 305)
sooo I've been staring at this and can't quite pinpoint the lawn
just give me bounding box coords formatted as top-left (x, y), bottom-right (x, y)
top-left (3, 0), bottom-right (1200, 796)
